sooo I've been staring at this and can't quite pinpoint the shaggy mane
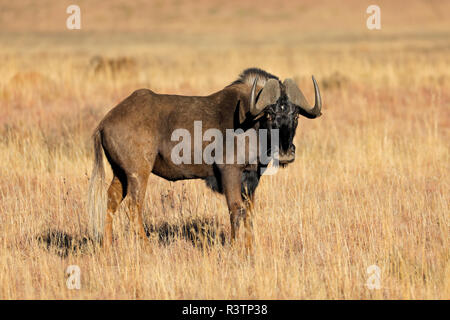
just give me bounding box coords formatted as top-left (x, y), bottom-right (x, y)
top-left (230, 68), bottom-right (279, 87)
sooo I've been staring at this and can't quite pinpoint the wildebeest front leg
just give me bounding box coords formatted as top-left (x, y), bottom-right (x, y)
top-left (221, 167), bottom-right (250, 247)
top-left (243, 193), bottom-right (255, 250)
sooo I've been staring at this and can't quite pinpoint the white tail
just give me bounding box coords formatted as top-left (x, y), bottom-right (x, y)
top-left (87, 129), bottom-right (107, 242)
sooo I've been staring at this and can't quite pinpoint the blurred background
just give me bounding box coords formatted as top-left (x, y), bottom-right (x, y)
top-left (0, 0), bottom-right (448, 299)
top-left (1, 0), bottom-right (449, 129)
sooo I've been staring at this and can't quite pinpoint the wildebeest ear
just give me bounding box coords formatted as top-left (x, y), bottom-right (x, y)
top-left (251, 79), bottom-right (280, 116)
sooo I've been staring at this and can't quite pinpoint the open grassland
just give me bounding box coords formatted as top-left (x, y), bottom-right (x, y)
top-left (0, 0), bottom-right (449, 299)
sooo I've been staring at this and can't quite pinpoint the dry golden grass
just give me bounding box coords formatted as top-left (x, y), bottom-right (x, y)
top-left (0, 0), bottom-right (449, 299)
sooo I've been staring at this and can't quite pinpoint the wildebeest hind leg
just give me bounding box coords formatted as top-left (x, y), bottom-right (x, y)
top-left (125, 158), bottom-right (153, 246)
top-left (104, 172), bottom-right (126, 249)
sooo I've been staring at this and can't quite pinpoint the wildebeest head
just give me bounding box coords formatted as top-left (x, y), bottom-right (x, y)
top-left (249, 76), bottom-right (322, 165)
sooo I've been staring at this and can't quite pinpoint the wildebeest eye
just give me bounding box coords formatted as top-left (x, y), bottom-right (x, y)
top-left (266, 114), bottom-right (273, 121)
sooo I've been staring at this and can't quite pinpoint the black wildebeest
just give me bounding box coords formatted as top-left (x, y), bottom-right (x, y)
top-left (88, 68), bottom-right (322, 250)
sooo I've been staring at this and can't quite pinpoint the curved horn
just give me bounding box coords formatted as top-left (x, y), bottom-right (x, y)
top-left (250, 78), bottom-right (280, 116)
top-left (284, 76), bottom-right (322, 119)
top-left (249, 77), bottom-right (258, 116)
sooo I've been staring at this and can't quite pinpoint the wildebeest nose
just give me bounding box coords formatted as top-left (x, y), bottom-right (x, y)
top-left (278, 148), bottom-right (295, 163)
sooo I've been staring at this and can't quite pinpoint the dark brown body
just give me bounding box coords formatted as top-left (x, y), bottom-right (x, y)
top-left (89, 83), bottom-right (258, 249)
top-left (101, 87), bottom-right (251, 181)
top-left (88, 68), bottom-right (322, 250)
